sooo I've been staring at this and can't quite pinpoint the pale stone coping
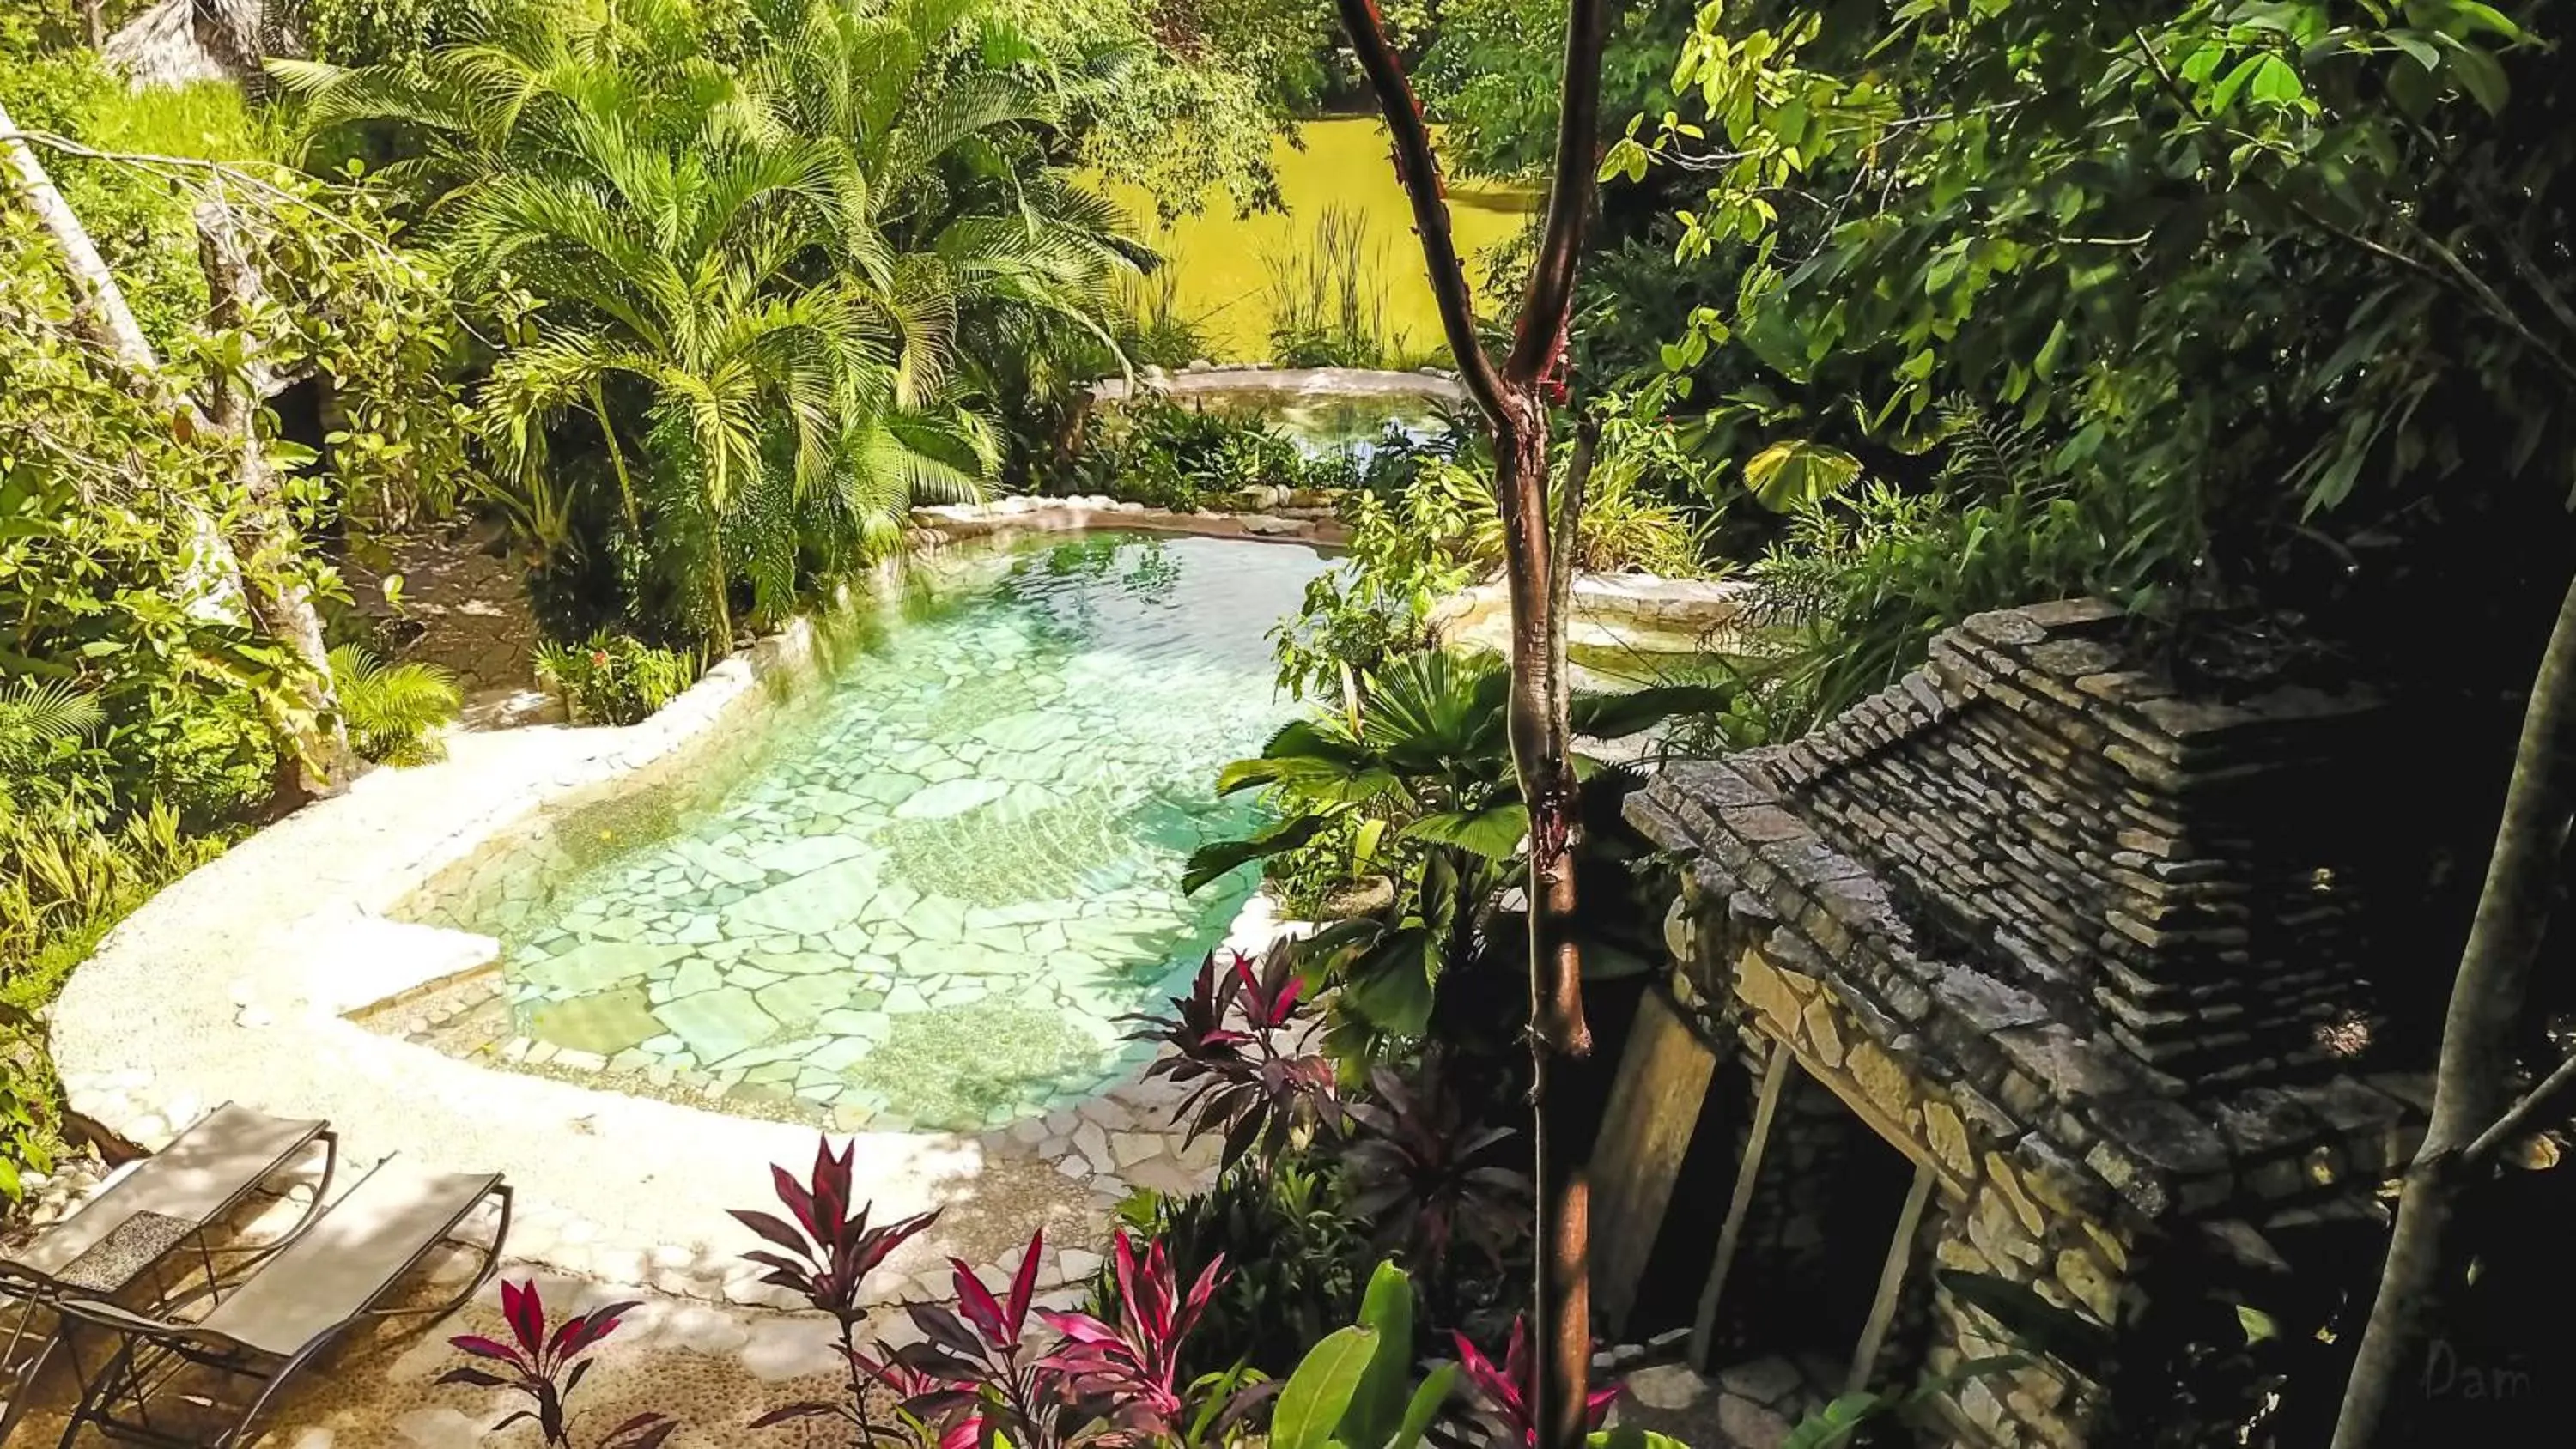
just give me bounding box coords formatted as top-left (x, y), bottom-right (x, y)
top-left (908, 494), bottom-right (1348, 547)
top-left (53, 521), bottom-right (1310, 1310)
top-left (1430, 573), bottom-right (1767, 657)
top-left (1084, 365), bottom-right (1467, 405)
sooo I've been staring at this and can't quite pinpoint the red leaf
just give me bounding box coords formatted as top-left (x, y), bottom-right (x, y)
top-left (731, 1208), bottom-right (817, 1258)
top-left (501, 1279), bottom-right (545, 1356)
top-left (1005, 1228), bottom-right (1043, 1341)
top-left (1035, 1307), bottom-right (1122, 1345)
top-left (771, 1162), bottom-right (819, 1237)
top-left (447, 1334), bottom-right (526, 1367)
top-left (436, 1367), bottom-right (511, 1388)
top-left (950, 1257), bottom-right (1010, 1346)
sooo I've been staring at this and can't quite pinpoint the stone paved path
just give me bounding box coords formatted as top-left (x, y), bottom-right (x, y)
top-left (345, 522), bottom-right (554, 731)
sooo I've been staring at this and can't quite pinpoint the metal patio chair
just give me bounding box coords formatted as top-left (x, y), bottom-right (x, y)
top-left (0, 1104), bottom-right (337, 1440)
top-left (46, 1159), bottom-right (510, 1447)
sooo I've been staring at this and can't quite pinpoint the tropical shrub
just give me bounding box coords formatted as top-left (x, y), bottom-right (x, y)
top-left (536, 634), bottom-right (701, 728)
top-left (1742, 405), bottom-right (2162, 738)
top-left (283, 0), bottom-right (1145, 648)
top-left (328, 644), bottom-right (461, 765)
top-left (1273, 418), bottom-right (1715, 705)
top-left (1126, 951), bottom-right (1340, 1172)
top-left (732, 1137), bottom-right (943, 1438)
top-left (1100, 1156), bottom-right (1366, 1384)
top-left (1341, 1062), bottom-right (1530, 1277)
top-left (1603, 0), bottom-right (2576, 743)
top-left (441, 1279), bottom-right (677, 1448)
top-left (1270, 470), bottom-right (1484, 704)
top-left (1188, 649), bottom-right (1711, 1068)
top-left (1058, 401), bottom-right (1321, 512)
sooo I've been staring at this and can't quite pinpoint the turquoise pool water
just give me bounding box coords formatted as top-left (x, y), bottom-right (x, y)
top-left (413, 532), bottom-right (1327, 1131)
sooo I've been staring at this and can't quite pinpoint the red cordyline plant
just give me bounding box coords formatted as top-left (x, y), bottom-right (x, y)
top-left (733, 1137), bottom-right (940, 1440)
top-left (1036, 1231), bottom-right (1224, 1444)
top-left (1343, 1060), bottom-right (1533, 1270)
top-left (441, 1279), bottom-right (677, 1448)
top-left (899, 1230), bottom-right (1071, 1449)
top-left (1452, 1316), bottom-right (1618, 1449)
top-left (1127, 951), bottom-right (1340, 1171)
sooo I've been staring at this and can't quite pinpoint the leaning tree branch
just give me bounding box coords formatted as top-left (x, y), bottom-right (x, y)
top-left (1503, 0), bottom-right (1611, 385)
top-left (2464, 1048), bottom-right (2576, 1170)
top-left (1327, 0), bottom-right (1510, 428)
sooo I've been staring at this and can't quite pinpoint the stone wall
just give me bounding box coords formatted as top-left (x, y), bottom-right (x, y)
top-left (1751, 598), bottom-right (2391, 1084)
top-left (1630, 600), bottom-right (2433, 1448)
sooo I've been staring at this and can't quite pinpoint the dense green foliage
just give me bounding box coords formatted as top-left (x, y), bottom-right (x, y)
top-left (536, 633), bottom-right (704, 725)
top-left (281, 0), bottom-right (1147, 650)
top-left (1190, 649), bottom-right (1704, 1069)
top-left (328, 645), bottom-right (461, 764)
top-left (1603, 0), bottom-right (2574, 736)
top-left (1055, 399), bottom-right (1372, 511)
top-left (1272, 414), bottom-right (1719, 706)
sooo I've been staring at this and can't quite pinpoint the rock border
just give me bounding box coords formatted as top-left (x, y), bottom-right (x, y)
top-left (51, 507), bottom-right (1327, 1308)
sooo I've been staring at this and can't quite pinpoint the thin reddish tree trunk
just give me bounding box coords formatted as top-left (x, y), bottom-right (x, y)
top-left (1326, 2), bottom-right (1613, 1443)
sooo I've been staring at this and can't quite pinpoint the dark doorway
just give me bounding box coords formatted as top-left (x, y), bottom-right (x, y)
top-left (1710, 1067), bottom-right (1925, 1368)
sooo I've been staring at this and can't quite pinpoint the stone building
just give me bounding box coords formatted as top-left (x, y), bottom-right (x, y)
top-left (1593, 599), bottom-right (2433, 1446)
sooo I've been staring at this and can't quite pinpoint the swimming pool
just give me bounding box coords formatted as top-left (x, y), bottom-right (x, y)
top-left (401, 531), bottom-right (1328, 1131)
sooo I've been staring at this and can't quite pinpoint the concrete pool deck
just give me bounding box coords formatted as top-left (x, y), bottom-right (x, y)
top-left (50, 502), bottom-right (1326, 1316)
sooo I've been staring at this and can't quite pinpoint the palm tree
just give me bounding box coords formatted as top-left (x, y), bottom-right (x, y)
top-left (275, 0), bottom-right (1140, 646)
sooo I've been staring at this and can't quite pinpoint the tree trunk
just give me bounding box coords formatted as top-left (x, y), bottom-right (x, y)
top-left (0, 98), bottom-right (157, 369)
top-left (196, 197), bottom-right (355, 801)
top-left (82, 0), bottom-right (108, 53)
top-left (2331, 569), bottom-right (2576, 1448)
top-left (1, 110), bottom-right (349, 802)
top-left (1327, 0), bottom-right (1612, 1441)
top-left (1, 96), bottom-right (250, 625)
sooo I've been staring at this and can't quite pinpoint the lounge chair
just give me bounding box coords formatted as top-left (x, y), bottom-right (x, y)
top-left (0, 1105), bottom-right (336, 1441)
top-left (46, 1160), bottom-right (510, 1447)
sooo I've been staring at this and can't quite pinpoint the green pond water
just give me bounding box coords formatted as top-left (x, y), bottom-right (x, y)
top-left (416, 532), bottom-right (1328, 1131)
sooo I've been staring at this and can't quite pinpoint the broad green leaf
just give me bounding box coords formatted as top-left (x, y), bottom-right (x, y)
top-left (1400, 804), bottom-right (1529, 861)
top-left (1571, 683), bottom-right (1736, 739)
top-left (1180, 814), bottom-right (1328, 895)
top-left (1342, 930), bottom-right (1436, 1034)
top-left (2248, 54), bottom-right (2303, 106)
top-left (1388, 1364), bottom-right (1457, 1449)
top-left (2442, 40), bottom-right (2508, 113)
top-left (1346, 1264), bottom-right (1416, 1446)
top-left (1743, 439), bottom-right (1862, 511)
top-left (1272, 1326), bottom-right (1378, 1449)
top-left (1352, 816), bottom-right (1389, 871)
top-left (2237, 1303), bottom-right (2279, 1343)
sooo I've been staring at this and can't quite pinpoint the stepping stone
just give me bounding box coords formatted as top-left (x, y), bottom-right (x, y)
top-left (653, 985), bottom-right (780, 1063)
top-left (528, 985), bottom-right (664, 1056)
top-left (525, 942), bottom-right (683, 996)
top-left (756, 974), bottom-right (854, 1031)
top-left (899, 938), bottom-right (1013, 977)
top-left (894, 778), bottom-right (1010, 820)
top-left (670, 955), bottom-right (724, 999)
top-left (753, 950), bottom-right (848, 976)
top-left (751, 835), bottom-right (866, 876)
top-left (672, 838), bottom-right (768, 888)
top-left (971, 709), bottom-right (1076, 752)
top-left (726, 857), bottom-right (881, 936)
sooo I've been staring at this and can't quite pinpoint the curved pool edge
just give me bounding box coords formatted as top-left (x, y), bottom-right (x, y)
top-left (52, 504), bottom-right (1319, 1309)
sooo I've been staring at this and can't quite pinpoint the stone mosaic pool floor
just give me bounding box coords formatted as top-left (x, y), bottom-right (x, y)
top-left (404, 533), bottom-right (1327, 1131)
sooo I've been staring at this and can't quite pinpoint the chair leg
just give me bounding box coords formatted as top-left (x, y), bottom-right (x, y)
top-left (52, 1330), bottom-right (142, 1449)
top-left (0, 1313), bottom-right (60, 1445)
